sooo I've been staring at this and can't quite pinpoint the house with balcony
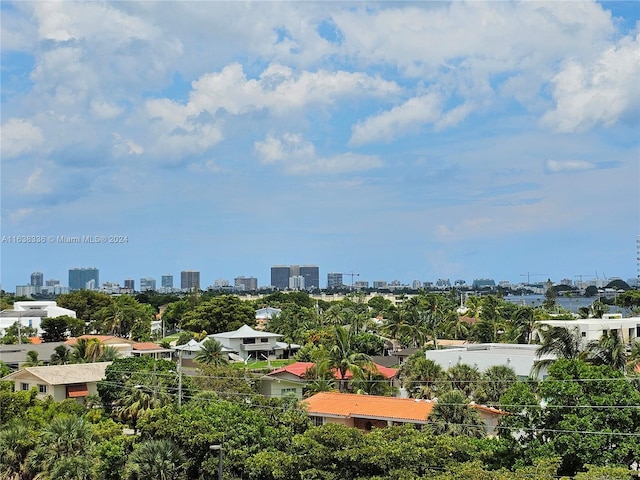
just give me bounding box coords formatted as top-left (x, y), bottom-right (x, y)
top-left (0, 301), bottom-right (76, 336)
top-left (207, 324), bottom-right (283, 361)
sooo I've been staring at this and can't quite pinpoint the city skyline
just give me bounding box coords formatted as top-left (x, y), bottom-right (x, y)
top-left (1, 2), bottom-right (638, 293)
top-left (7, 262), bottom-right (636, 294)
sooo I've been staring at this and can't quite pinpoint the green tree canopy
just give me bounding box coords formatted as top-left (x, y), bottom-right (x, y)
top-left (180, 295), bottom-right (256, 334)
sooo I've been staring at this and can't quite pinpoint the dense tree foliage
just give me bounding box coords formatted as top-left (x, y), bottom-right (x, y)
top-left (180, 295), bottom-right (256, 334)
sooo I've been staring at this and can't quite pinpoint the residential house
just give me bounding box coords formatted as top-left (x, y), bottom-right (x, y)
top-left (303, 391), bottom-right (435, 429)
top-left (303, 391), bottom-right (507, 435)
top-left (2, 362), bottom-right (111, 401)
top-left (260, 361), bottom-right (398, 398)
top-left (207, 324), bottom-right (284, 361)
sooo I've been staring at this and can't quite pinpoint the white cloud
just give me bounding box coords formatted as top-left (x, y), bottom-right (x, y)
top-left (113, 134), bottom-right (144, 156)
top-left (91, 100), bottom-right (124, 120)
top-left (545, 159), bottom-right (596, 173)
top-left (0, 119), bottom-right (44, 158)
top-left (350, 93), bottom-right (442, 145)
top-left (541, 32), bottom-right (640, 132)
top-left (254, 133), bottom-right (382, 175)
top-left (25, 167), bottom-right (50, 194)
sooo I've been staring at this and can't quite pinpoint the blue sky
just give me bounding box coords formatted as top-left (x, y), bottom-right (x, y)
top-left (1, 1), bottom-right (639, 291)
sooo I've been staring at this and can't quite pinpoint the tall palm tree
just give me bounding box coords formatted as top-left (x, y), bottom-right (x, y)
top-left (194, 338), bottom-right (228, 367)
top-left (532, 325), bottom-right (582, 378)
top-left (427, 389), bottom-right (485, 438)
top-left (71, 338), bottom-right (106, 363)
top-left (584, 329), bottom-right (627, 372)
top-left (116, 381), bottom-right (172, 432)
top-left (125, 439), bottom-right (187, 480)
top-left (23, 350), bottom-right (43, 367)
top-left (317, 325), bottom-right (374, 392)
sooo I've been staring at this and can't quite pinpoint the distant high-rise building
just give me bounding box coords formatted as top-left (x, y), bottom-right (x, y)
top-left (140, 277), bottom-right (156, 291)
top-left (124, 279), bottom-right (135, 290)
top-left (161, 275), bottom-right (173, 288)
top-left (289, 275), bottom-right (305, 290)
top-left (214, 278), bottom-right (230, 288)
top-left (327, 272), bottom-right (343, 289)
top-left (271, 266), bottom-right (290, 289)
top-left (299, 265), bottom-right (319, 290)
top-left (412, 280), bottom-right (422, 290)
top-left (181, 270), bottom-right (200, 290)
top-left (45, 279), bottom-right (60, 287)
top-left (30, 272), bottom-right (43, 288)
top-left (69, 267), bottom-right (99, 291)
top-left (373, 280), bottom-right (387, 289)
top-left (354, 280), bottom-right (369, 289)
top-left (472, 278), bottom-right (495, 289)
top-left (271, 265), bottom-right (319, 290)
top-left (235, 276), bottom-right (258, 291)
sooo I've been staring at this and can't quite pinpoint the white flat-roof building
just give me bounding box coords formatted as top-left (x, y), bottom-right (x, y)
top-left (425, 343), bottom-right (555, 380)
top-left (535, 314), bottom-right (640, 346)
top-left (0, 301), bottom-right (76, 336)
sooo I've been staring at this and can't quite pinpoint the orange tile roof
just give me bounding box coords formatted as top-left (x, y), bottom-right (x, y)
top-left (303, 392), bottom-right (434, 423)
top-left (28, 337), bottom-right (42, 344)
top-left (269, 362), bottom-right (315, 377)
top-left (65, 335), bottom-right (116, 345)
top-left (268, 361), bottom-right (398, 380)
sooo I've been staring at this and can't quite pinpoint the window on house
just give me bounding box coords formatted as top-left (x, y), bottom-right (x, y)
top-left (281, 388), bottom-right (297, 396)
top-left (21, 383), bottom-right (29, 391)
top-left (243, 338), bottom-right (256, 344)
top-left (39, 384), bottom-right (47, 394)
top-left (311, 416), bottom-right (324, 427)
top-left (260, 338), bottom-right (269, 343)
top-left (581, 332), bottom-right (587, 337)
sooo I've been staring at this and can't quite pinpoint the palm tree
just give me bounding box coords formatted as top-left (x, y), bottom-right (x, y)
top-left (477, 365), bottom-right (517, 406)
top-left (26, 415), bottom-right (94, 478)
top-left (100, 345), bottom-right (120, 362)
top-left (317, 325), bottom-right (374, 392)
top-left (71, 338), bottom-right (106, 363)
top-left (50, 345), bottom-right (71, 365)
top-left (446, 363), bottom-right (481, 399)
top-left (400, 357), bottom-right (445, 399)
top-left (427, 389), bottom-right (485, 438)
top-left (23, 350), bottom-right (43, 367)
top-left (584, 329), bottom-right (627, 372)
top-left (125, 439), bottom-right (187, 480)
top-left (116, 381), bottom-right (172, 432)
top-left (194, 338), bottom-right (228, 367)
top-left (303, 378), bottom-right (337, 397)
top-left (532, 325), bottom-right (583, 378)
top-left (0, 420), bottom-right (35, 480)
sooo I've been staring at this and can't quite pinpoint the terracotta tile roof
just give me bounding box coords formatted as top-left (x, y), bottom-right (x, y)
top-left (268, 362), bottom-right (315, 377)
top-left (303, 392), bottom-right (434, 423)
top-left (471, 403), bottom-right (508, 415)
top-left (267, 361), bottom-right (398, 380)
top-left (28, 337), bottom-right (42, 344)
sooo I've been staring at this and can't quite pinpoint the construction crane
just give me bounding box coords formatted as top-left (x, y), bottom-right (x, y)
top-left (342, 271), bottom-right (360, 289)
top-left (520, 272), bottom-right (546, 285)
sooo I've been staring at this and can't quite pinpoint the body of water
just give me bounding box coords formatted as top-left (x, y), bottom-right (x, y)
top-left (504, 294), bottom-right (625, 314)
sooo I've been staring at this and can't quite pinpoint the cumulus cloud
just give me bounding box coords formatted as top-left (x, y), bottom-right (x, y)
top-left (0, 119), bottom-right (45, 158)
top-left (349, 93), bottom-right (442, 145)
top-left (542, 32), bottom-right (640, 132)
top-left (254, 133), bottom-right (382, 175)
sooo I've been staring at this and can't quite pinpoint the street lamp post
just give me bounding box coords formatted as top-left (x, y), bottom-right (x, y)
top-left (209, 444), bottom-right (223, 480)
